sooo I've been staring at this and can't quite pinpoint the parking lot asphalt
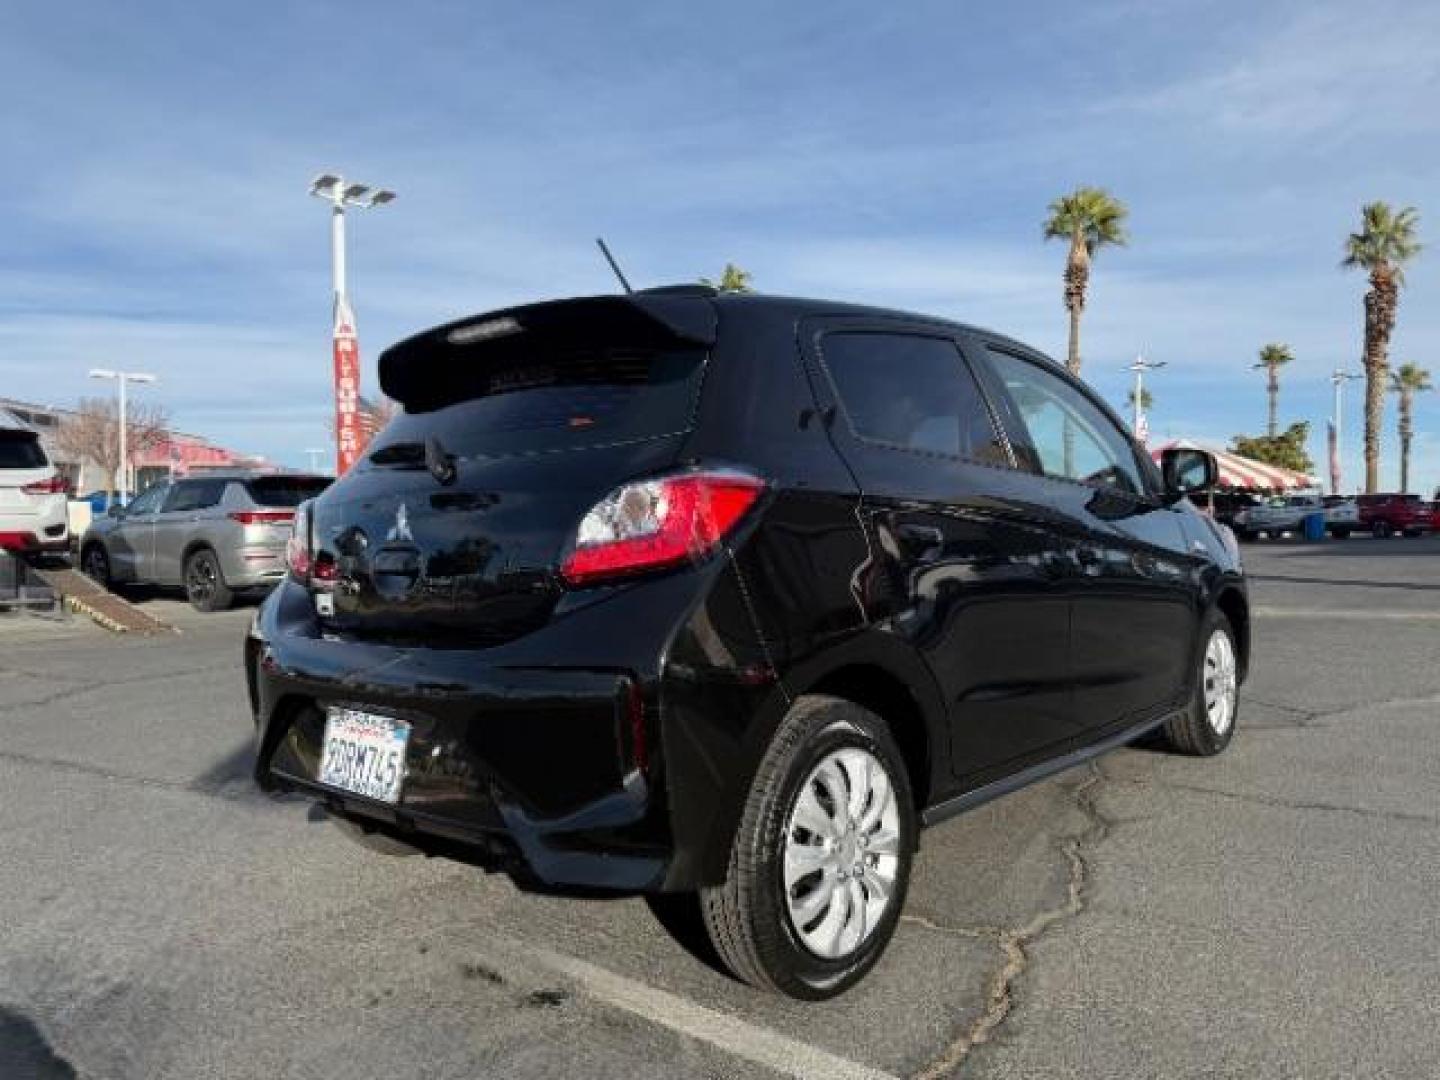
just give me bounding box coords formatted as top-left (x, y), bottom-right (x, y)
top-left (1, 536), bottom-right (1437, 1079)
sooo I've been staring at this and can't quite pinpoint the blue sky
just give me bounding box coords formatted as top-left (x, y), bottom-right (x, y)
top-left (3, 0), bottom-right (1438, 492)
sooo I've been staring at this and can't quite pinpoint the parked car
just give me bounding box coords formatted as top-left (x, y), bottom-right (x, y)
top-left (1356, 493), bottom-right (1435, 537)
top-left (81, 472), bottom-right (332, 610)
top-left (0, 424), bottom-right (71, 556)
top-left (1209, 490), bottom-right (1263, 530)
top-left (1232, 492), bottom-right (1357, 539)
top-left (79, 490), bottom-right (127, 515)
top-left (246, 290), bottom-right (1249, 999)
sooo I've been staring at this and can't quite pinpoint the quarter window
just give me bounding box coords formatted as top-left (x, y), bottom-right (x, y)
top-left (820, 332), bottom-right (1009, 467)
top-left (984, 347), bottom-right (1145, 495)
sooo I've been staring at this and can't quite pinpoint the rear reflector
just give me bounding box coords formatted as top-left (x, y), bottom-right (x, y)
top-left (230, 510), bottom-right (296, 526)
top-left (560, 469), bottom-right (764, 586)
top-left (21, 476), bottom-right (70, 495)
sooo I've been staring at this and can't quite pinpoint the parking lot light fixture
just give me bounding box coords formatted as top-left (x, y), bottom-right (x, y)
top-left (1127, 354), bottom-right (1166, 443)
top-left (88, 368), bottom-right (158, 505)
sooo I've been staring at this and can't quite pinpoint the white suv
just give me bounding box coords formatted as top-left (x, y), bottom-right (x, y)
top-left (0, 425), bottom-right (71, 556)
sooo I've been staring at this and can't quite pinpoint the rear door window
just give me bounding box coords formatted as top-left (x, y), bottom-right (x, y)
top-left (163, 480), bottom-right (228, 513)
top-left (243, 477), bottom-right (332, 507)
top-left (818, 332), bottom-right (1010, 467)
top-left (367, 348), bottom-right (705, 464)
top-left (0, 432), bottom-right (47, 469)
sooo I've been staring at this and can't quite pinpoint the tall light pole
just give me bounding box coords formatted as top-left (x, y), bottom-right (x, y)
top-left (308, 173), bottom-right (395, 476)
top-left (88, 369), bottom-right (157, 505)
top-left (304, 447), bottom-right (328, 474)
top-left (1330, 368), bottom-right (1363, 495)
top-left (1127, 354), bottom-right (1166, 444)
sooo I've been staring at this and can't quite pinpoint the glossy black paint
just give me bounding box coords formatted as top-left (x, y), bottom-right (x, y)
top-left (249, 290), bottom-right (1247, 893)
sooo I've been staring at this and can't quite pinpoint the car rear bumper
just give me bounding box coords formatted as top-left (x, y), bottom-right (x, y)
top-left (247, 577), bottom-right (710, 892)
top-left (222, 545), bottom-right (287, 590)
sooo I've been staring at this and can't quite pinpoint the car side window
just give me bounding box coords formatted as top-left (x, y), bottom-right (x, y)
top-left (820, 332), bottom-right (1010, 467)
top-left (163, 480), bottom-right (227, 513)
top-left (126, 485), bottom-right (168, 516)
top-left (984, 347), bottom-right (1145, 496)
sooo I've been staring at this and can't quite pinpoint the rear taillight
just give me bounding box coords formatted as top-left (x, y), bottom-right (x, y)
top-left (560, 469), bottom-right (765, 586)
top-left (229, 510), bottom-right (295, 526)
top-left (285, 503), bottom-right (312, 580)
top-left (22, 476), bottom-right (69, 495)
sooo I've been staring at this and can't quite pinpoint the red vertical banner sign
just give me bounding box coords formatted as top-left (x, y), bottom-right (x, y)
top-left (333, 294), bottom-right (362, 475)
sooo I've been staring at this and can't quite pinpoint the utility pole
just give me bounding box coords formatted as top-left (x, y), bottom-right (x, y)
top-left (1330, 369), bottom-right (1363, 495)
top-left (88, 368), bottom-right (157, 504)
top-left (1127, 354), bottom-right (1166, 444)
top-left (308, 174), bottom-right (395, 476)
top-left (304, 447), bottom-right (328, 474)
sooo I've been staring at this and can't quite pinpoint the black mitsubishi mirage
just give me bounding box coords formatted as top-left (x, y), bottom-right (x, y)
top-left (247, 287), bottom-right (1247, 999)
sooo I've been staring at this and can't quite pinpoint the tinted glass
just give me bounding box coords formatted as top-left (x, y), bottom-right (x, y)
top-left (0, 431), bottom-right (47, 469)
top-left (244, 477), bottom-right (331, 507)
top-left (985, 347), bottom-right (1144, 495)
top-left (821, 333), bottom-right (1009, 466)
top-left (126, 484), bottom-right (167, 515)
top-left (368, 349), bottom-right (705, 463)
top-left (163, 480), bottom-right (228, 512)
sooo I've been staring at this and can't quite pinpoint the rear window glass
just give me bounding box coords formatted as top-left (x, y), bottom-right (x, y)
top-left (244, 477), bottom-right (332, 507)
top-left (367, 348), bottom-right (705, 462)
top-left (0, 431), bottom-right (47, 469)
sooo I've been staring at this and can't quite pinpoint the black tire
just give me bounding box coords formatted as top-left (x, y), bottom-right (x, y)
top-left (1233, 528), bottom-right (1255, 542)
top-left (698, 695), bottom-right (916, 1000)
top-left (1162, 609), bottom-right (1239, 757)
top-left (81, 544), bottom-right (112, 588)
top-left (1402, 529), bottom-right (1421, 539)
top-left (1330, 528), bottom-right (1351, 539)
top-left (1373, 521), bottom-right (1394, 538)
top-left (184, 548), bottom-right (234, 612)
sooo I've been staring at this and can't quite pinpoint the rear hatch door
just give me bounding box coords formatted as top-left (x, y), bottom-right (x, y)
top-left (310, 294), bottom-right (714, 645)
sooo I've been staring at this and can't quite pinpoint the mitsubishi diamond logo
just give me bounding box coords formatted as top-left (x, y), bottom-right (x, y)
top-left (386, 502), bottom-right (414, 544)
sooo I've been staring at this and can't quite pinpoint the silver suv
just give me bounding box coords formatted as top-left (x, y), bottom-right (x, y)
top-left (81, 472), bottom-right (330, 610)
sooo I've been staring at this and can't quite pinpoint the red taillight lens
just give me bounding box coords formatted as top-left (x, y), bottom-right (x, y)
top-left (229, 510), bottom-right (296, 526)
top-left (285, 503), bottom-right (312, 580)
top-left (22, 476), bottom-right (69, 495)
top-left (560, 470), bottom-right (765, 586)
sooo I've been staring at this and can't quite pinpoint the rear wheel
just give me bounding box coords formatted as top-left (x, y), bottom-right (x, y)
top-left (82, 544), bottom-right (111, 588)
top-left (698, 695), bottom-right (916, 999)
top-left (184, 548), bottom-right (233, 612)
top-left (1162, 610), bottom-right (1239, 756)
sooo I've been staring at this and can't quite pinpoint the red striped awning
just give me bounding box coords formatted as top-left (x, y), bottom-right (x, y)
top-left (1150, 439), bottom-right (1316, 491)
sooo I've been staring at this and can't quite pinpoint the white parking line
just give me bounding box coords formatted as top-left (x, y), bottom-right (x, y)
top-left (1254, 607), bottom-right (1440, 620)
top-left (530, 946), bottom-right (900, 1080)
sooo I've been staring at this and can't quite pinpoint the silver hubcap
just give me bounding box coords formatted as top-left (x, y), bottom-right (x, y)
top-left (1203, 629), bottom-right (1238, 734)
top-left (782, 747), bottom-right (901, 960)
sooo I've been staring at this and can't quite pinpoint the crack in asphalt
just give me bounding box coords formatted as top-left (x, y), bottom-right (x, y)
top-left (0, 747), bottom-right (271, 804)
top-left (1126, 773), bottom-right (1440, 826)
top-left (0, 660), bottom-right (237, 717)
top-left (910, 762), bottom-right (1112, 1080)
top-left (1241, 691), bottom-right (1440, 731)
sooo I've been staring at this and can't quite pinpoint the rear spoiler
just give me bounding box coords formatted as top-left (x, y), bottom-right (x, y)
top-left (379, 294), bottom-right (718, 412)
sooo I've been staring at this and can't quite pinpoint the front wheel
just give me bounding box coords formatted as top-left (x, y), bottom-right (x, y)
top-left (184, 549), bottom-right (234, 612)
top-left (1162, 610), bottom-right (1239, 756)
top-left (699, 695), bottom-right (916, 999)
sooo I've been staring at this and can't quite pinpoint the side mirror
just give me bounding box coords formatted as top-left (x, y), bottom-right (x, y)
top-left (1161, 447), bottom-right (1217, 502)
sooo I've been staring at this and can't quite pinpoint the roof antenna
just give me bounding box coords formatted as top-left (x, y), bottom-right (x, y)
top-left (595, 237), bottom-right (634, 294)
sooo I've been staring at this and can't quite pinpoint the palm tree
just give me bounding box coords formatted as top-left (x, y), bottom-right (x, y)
top-left (1343, 202), bottom-right (1422, 492)
top-left (1389, 362), bottom-right (1433, 493)
top-left (1126, 387), bottom-right (1154, 412)
top-left (1043, 187), bottom-right (1128, 376)
top-left (1253, 343), bottom-right (1294, 437)
top-left (700, 263), bottom-right (754, 293)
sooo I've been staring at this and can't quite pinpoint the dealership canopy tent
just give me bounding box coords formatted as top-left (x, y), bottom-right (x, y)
top-left (1150, 439), bottom-right (1316, 491)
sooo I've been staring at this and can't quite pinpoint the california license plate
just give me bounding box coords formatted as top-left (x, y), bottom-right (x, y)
top-left (318, 708), bottom-right (410, 804)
